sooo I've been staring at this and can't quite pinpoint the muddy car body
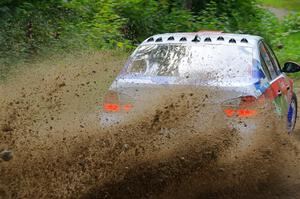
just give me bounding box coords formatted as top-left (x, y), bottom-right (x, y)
top-left (100, 32), bottom-right (299, 134)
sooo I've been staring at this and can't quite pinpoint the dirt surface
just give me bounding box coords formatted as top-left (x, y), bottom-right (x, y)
top-left (1, 52), bottom-right (300, 199)
top-left (263, 6), bottom-right (294, 20)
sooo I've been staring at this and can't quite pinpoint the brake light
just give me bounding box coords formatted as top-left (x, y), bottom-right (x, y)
top-left (224, 109), bottom-right (257, 118)
top-left (103, 90), bottom-right (133, 112)
top-left (224, 109), bottom-right (235, 117)
top-left (223, 96), bottom-right (260, 118)
top-left (238, 109), bottom-right (257, 117)
top-left (104, 103), bottom-right (120, 112)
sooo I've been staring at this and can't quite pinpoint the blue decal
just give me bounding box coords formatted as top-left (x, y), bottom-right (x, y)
top-left (253, 68), bottom-right (265, 79)
top-left (252, 59), bottom-right (270, 93)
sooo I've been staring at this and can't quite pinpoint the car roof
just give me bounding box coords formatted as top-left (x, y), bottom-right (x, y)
top-left (141, 31), bottom-right (262, 48)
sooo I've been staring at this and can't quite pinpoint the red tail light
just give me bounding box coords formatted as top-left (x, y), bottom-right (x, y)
top-left (224, 109), bottom-right (235, 117)
top-left (104, 103), bottom-right (120, 112)
top-left (223, 96), bottom-right (260, 118)
top-left (237, 109), bottom-right (257, 117)
top-left (224, 109), bottom-right (257, 117)
top-left (103, 90), bottom-right (133, 112)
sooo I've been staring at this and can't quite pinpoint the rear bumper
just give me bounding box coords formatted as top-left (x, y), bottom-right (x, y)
top-left (99, 109), bottom-right (283, 134)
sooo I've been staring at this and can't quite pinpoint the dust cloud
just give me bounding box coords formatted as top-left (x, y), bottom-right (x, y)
top-left (1, 52), bottom-right (300, 199)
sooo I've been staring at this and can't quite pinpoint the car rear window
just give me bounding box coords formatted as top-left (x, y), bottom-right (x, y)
top-left (124, 44), bottom-right (254, 82)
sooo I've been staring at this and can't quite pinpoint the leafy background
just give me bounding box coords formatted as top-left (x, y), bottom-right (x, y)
top-left (0, 0), bottom-right (299, 79)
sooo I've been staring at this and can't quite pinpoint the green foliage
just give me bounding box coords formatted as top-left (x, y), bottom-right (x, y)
top-left (276, 32), bottom-right (300, 64)
top-left (195, 0), bottom-right (282, 44)
top-left (79, 0), bottom-right (129, 49)
top-left (0, 0), bottom-right (299, 75)
top-left (79, 0), bottom-right (196, 46)
top-left (282, 13), bottom-right (300, 33)
top-left (0, 1), bottom-right (84, 65)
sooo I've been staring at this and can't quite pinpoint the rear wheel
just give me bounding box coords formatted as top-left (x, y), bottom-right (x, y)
top-left (287, 92), bottom-right (297, 133)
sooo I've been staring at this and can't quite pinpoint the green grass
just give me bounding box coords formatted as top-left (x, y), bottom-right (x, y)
top-left (274, 32), bottom-right (300, 80)
top-left (258, 0), bottom-right (300, 11)
top-left (275, 32), bottom-right (300, 65)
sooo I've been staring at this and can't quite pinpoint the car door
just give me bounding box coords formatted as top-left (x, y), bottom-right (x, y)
top-left (259, 41), bottom-right (289, 117)
top-left (263, 42), bottom-right (293, 101)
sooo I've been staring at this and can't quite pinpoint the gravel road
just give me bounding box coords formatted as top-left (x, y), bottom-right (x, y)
top-left (1, 53), bottom-right (300, 199)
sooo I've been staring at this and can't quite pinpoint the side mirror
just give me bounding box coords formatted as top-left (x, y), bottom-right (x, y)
top-left (282, 62), bottom-right (300, 73)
